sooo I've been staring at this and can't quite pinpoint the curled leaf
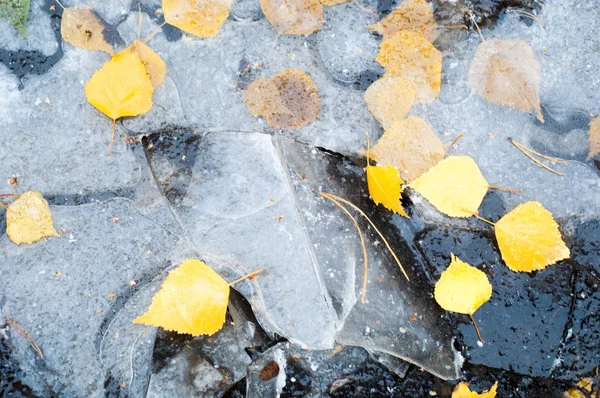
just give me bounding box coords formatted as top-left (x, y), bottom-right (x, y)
top-left (6, 191), bottom-right (59, 245)
top-left (85, 49), bottom-right (154, 120)
top-left (468, 39), bottom-right (543, 122)
top-left (376, 30), bottom-right (442, 103)
top-left (260, 0), bottom-right (323, 35)
top-left (125, 40), bottom-right (166, 88)
top-left (364, 75), bottom-right (416, 130)
top-left (243, 69), bottom-right (320, 129)
top-left (366, 164), bottom-right (407, 217)
top-left (410, 156), bottom-right (488, 218)
top-left (434, 254), bottom-right (492, 315)
top-left (162, 0), bottom-right (232, 37)
top-left (367, 0), bottom-right (437, 42)
top-left (133, 259), bottom-right (230, 336)
top-left (452, 381), bottom-right (498, 398)
top-left (371, 116), bottom-right (444, 182)
top-left (60, 6), bottom-right (113, 53)
top-left (495, 201), bottom-right (570, 272)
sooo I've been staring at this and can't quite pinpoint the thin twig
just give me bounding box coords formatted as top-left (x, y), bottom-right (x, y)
top-left (470, 314), bottom-right (484, 343)
top-left (508, 138), bottom-right (566, 176)
top-left (447, 133), bottom-right (464, 149)
top-left (321, 192), bottom-right (410, 281)
top-left (487, 185), bottom-right (522, 193)
top-left (137, 2), bottom-right (142, 42)
top-left (54, 0), bottom-right (65, 9)
top-left (321, 193), bottom-right (369, 303)
top-left (229, 268), bottom-right (264, 286)
top-left (5, 317), bottom-right (44, 360)
top-left (506, 8), bottom-right (544, 28)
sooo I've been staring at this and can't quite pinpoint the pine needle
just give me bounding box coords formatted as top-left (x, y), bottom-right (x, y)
top-left (5, 316), bottom-right (44, 360)
top-left (229, 268), bottom-right (264, 286)
top-left (508, 138), bottom-right (566, 176)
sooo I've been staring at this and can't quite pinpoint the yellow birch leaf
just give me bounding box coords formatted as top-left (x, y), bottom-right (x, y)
top-left (85, 49), bottom-right (154, 120)
top-left (127, 40), bottom-right (166, 89)
top-left (243, 69), bottom-right (320, 129)
top-left (260, 0), bottom-right (323, 35)
top-left (434, 254), bottom-right (492, 315)
top-left (495, 201), bottom-right (570, 272)
top-left (371, 116), bottom-right (444, 182)
top-left (367, 0), bottom-right (437, 42)
top-left (376, 30), bottom-right (442, 103)
top-left (587, 117), bottom-right (600, 160)
top-left (410, 156), bottom-right (488, 218)
top-left (133, 259), bottom-right (229, 336)
top-left (366, 164), bottom-right (408, 217)
top-left (364, 75), bottom-right (416, 130)
top-left (6, 191), bottom-right (59, 245)
top-left (60, 6), bottom-right (113, 53)
top-left (452, 381), bottom-right (498, 398)
top-left (468, 39), bottom-right (543, 122)
top-left (162, 0), bottom-right (232, 38)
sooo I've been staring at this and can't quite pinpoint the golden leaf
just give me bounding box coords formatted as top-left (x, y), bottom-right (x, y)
top-left (243, 69), bottom-right (320, 129)
top-left (495, 201), bottom-right (570, 272)
top-left (133, 259), bottom-right (229, 336)
top-left (367, 0), bottom-right (437, 42)
top-left (410, 156), bottom-right (488, 218)
top-left (371, 116), bottom-right (444, 182)
top-left (162, 0), bottom-right (232, 38)
top-left (85, 49), bottom-right (154, 120)
top-left (587, 117), bottom-right (600, 160)
top-left (260, 0), bottom-right (323, 35)
top-left (364, 75), bottom-right (416, 130)
top-left (366, 164), bottom-right (408, 217)
top-left (376, 30), bottom-right (442, 103)
top-left (452, 381), bottom-right (498, 398)
top-left (434, 254), bottom-right (492, 315)
top-left (60, 6), bottom-right (113, 53)
top-left (468, 39), bottom-right (543, 122)
top-left (6, 191), bottom-right (59, 245)
top-left (126, 40), bottom-right (166, 89)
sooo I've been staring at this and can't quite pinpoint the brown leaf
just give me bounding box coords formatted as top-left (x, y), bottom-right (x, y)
top-left (243, 69), bottom-right (320, 129)
top-left (468, 39), bottom-right (543, 122)
top-left (367, 0), bottom-right (437, 42)
top-left (587, 117), bottom-right (600, 160)
top-left (370, 116), bottom-right (444, 182)
top-left (375, 30), bottom-right (442, 103)
top-left (260, 0), bottom-right (323, 35)
top-left (364, 75), bottom-right (416, 129)
top-left (60, 6), bottom-right (113, 53)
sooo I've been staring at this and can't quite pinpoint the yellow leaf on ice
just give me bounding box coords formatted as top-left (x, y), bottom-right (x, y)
top-left (260, 0), bottom-right (323, 35)
top-left (162, 0), bottom-right (232, 38)
top-left (410, 156), bottom-right (488, 218)
top-left (587, 117), bottom-right (600, 160)
top-left (243, 69), bottom-right (320, 129)
top-left (495, 201), bottom-right (570, 272)
top-left (60, 6), bottom-right (113, 53)
top-left (376, 30), bottom-right (442, 103)
top-left (133, 259), bottom-right (229, 336)
top-left (452, 381), bottom-right (498, 398)
top-left (366, 164), bottom-right (408, 217)
top-left (85, 49), bottom-right (154, 120)
top-left (124, 40), bottom-right (166, 88)
top-left (364, 75), bottom-right (416, 130)
top-left (434, 254), bottom-right (492, 315)
top-left (468, 39), bottom-right (543, 122)
top-left (367, 0), bottom-right (437, 42)
top-left (6, 191), bottom-right (59, 245)
top-left (371, 116), bottom-right (444, 182)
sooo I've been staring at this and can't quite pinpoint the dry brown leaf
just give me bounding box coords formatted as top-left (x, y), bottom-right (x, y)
top-left (468, 39), bottom-right (543, 122)
top-left (376, 30), bottom-right (442, 103)
top-left (371, 116), bottom-right (444, 182)
top-left (260, 0), bottom-right (323, 35)
top-left (364, 75), bottom-right (416, 129)
top-left (243, 69), bottom-right (320, 129)
top-left (60, 6), bottom-right (113, 53)
top-left (126, 40), bottom-right (166, 88)
top-left (587, 117), bottom-right (600, 159)
top-left (367, 0), bottom-right (437, 42)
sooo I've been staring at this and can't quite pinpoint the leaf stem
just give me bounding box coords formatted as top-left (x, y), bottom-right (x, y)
top-left (487, 185), bottom-right (522, 193)
top-left (447, 133), bottom-right (464, 149)
top-left (0, 202), bottom-right (7, 211)
top-left (321, 193), bottom-right (369, 303)
top-left (321, 192), bottom-right (410, 281)
top-left (470, 314), bottom-right (485, 343)
top-left (108, 119), bottom-right (116, 155)
top-left (0, 194), bottom-right (19, 198)
top-left (229, 268), bottom-right (264, 286)
top-left (142, 21), bottom-right (167, 44)
top-left (471, 212), bottom-right (495, 226)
